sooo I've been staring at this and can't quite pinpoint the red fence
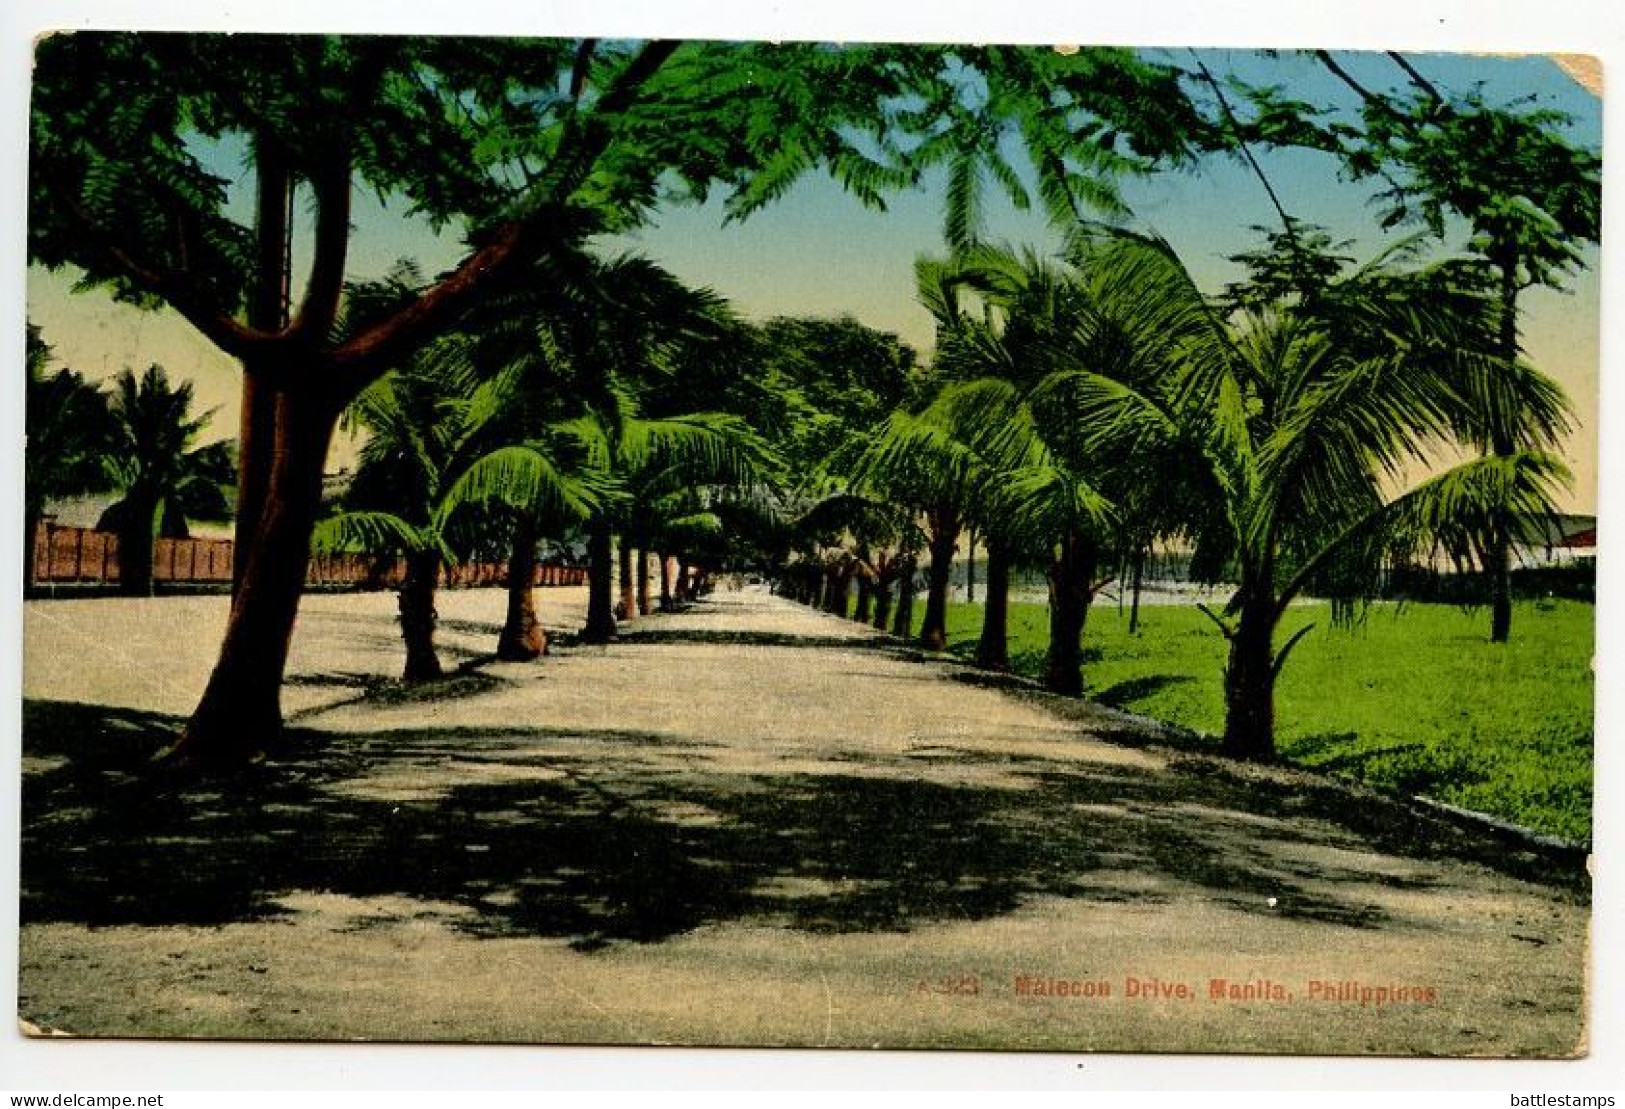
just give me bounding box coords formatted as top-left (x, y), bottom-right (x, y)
top-left (29, 521), bottom-right (587, 590)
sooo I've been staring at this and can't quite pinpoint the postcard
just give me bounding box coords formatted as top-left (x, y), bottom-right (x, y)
top-left (15, 26), bottom-right (1601, 1066)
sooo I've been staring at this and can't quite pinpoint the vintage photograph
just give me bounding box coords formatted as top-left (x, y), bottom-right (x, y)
top-left (16, 30), bottom-right (1599, 1058)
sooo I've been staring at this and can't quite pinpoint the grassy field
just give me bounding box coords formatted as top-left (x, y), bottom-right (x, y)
top-left (910, 595), bottom-right (1594, 841)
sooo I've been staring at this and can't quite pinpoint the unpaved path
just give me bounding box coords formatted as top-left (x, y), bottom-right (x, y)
top-left (19, 588), bottom-right (1588, 1054)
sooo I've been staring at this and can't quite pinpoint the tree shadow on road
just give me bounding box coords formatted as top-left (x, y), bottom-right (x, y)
top-left (21, 696), bottom-right (1585, 954)
top-left (617, 627), bottom-right (892, 651)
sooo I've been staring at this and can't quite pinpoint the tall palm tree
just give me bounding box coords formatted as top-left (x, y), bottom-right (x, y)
top-left (838, 406), bottom-right (982, 652)
top-left (97, 365), bottom-right (234, 596)
top-left (1050, 228), bottom-right (1569, 760)
top-left (854, 379), bottom-right (1117, 689)
top-left (466, 249), bottom-right (770, 645)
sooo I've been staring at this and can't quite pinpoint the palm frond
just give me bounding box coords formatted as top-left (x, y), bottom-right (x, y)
top-left (1383, 450), bottom-right (1573, 571)
top-left (617, 412), bottom-right (775, 487)
top-left (999, 463), bottom-right (1117, 547)
top-left (310, 511), bottom-right (431, 557)
top-left (437, 444), bottom-right (601, 528)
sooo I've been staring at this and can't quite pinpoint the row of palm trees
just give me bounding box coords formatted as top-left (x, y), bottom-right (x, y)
top-left (297, 251), bottom-right (783, 682)
top-left (788, 226), bottom-right (1570, 762)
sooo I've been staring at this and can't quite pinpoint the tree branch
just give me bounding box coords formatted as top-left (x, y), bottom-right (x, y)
top-left (1190, 53), bottom-right (1300, 247)
top-left (1387, 51), bottom-right (1445, 107)
top-left (1313, 50), bottom-right (1388, 113)
top-left (59, 189), bottom-right (276, 360)
top-left (248, 132), bottom-right (292, 336)
top-left (327, 39), bottom-right (682, 395)
top-left (539, 38), bottom-right (682, 200)
top-left (326, 220), bottom-right (532, 388)
top-left (1196, 601), bottom-right (1235, 638)
top-left (570, 39), bottom-right (599, 101)
top-left (285, 149), bottom-right (353, 347)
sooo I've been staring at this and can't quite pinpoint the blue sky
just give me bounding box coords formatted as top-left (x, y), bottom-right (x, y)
top-left (24, 45), bottom-right (1603, 509)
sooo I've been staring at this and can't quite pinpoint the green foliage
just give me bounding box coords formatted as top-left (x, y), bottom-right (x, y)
top-left (24, 323), bottom-right (118, 523)
top-left (753, 315), bottom-right (919, 470)
top-left (886, 46), bottom-right (1206, 251)
top-left (451, 244), bottom-right (787, 572)
top-left (1220, 222), bottom-right (1357, 313)
top-left (318, 333), bottom-right (599, 564)
top-left (923, 598), bottom-right (1594, 840)
top-left (883, 228), bottom-right (1573, 749)
top-left (97, 364), bottom-right (234, 540)
top-left (1057, 229), bottom-right (1572, 613)
top-left (29, 36), bottom-right (1208, 346)
top-left (1343, 77), bottom-right (1600, 292)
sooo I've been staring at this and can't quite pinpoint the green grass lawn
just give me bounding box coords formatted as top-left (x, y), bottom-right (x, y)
top-left (909, 594), bottom-right (1594, 841)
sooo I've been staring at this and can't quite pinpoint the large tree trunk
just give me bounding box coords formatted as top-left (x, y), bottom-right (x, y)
top-left (398, 548), bottom-right (444, 682)
top-left (497, 512), bottom-right (546, 661)
top-left (892, 556), bottom-right (917, 638)
top-left (233, 137), bottom-right (291, 597)
top-left (1222, 591), bottom-right (1278, 761)
top-left (617, 539), bottom-right (636, 623)
top-left (919, 504), bottom-right (960, 650)
top-left (854, 572), bottom-right (873, 624)
top-left (975, 537), bottom-right (1012, 671)
top-left (170, 391), bottom-right (336, 766)
top-left (233, 375), bottom-right (277, 597)
top-left (1043, 530), bottom-right (1095, 696)
top-left (581, 520), bottom-right (617, 643)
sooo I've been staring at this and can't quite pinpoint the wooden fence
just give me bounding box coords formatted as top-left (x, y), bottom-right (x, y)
top-left (28, 521), bottom-right (587, 590)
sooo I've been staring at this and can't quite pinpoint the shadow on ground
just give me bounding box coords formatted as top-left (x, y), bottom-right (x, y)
top-left (1092, 674), bottom-right (1198, 709)
top-left (21, 693), bottom-right (1585, 953)
top-left (618, 627), bottom-right (892, 651)
top-left (284, 665), bottom-right (508, 709)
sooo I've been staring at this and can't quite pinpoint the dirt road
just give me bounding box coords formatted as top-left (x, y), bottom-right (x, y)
top-left (18, 587), bottom-right (1589, 1054)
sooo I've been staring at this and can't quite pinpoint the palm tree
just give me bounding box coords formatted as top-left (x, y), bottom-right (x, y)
top-left (838, 407), bottom-right (981, 652)
top-left (24, 323), bottom-right (116, 587)
top-left (315, 350), bottom-right (596, 681)
top-left (1050, 228), bottom-right (1569, 760)
top-left (856, 380), bottom-right (1118, 690)
top-left (97, 365), bottom-right (234, 596)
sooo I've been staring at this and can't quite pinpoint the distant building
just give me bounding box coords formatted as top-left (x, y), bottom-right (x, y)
top-left (1515, 514), bottom-right (1596, 568)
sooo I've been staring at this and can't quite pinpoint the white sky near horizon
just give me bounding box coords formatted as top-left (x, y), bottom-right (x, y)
top-left (21, 46), bottom-right (1604, 512)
